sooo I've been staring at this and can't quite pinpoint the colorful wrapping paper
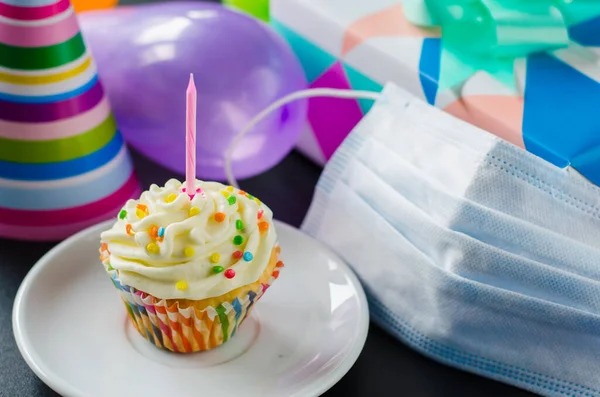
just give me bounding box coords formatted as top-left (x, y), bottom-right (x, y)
top-left (271, 0), bottom-right (600, 186)
top-left (0, 0), bottom-right (139, 241)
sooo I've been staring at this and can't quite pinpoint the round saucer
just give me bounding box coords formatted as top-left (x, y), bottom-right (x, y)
top-left (13, 220), bottom-right (369, 397)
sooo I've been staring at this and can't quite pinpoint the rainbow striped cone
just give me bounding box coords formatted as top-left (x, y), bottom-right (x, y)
top-left (0, 0), bottom-right (140, 241)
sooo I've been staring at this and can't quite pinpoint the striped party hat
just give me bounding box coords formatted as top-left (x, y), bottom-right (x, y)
top-left (0, 0), bottom-right (140, 241)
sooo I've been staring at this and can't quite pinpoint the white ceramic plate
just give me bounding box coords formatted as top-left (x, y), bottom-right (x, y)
top-left (13, 220), bottom-right (369, 397)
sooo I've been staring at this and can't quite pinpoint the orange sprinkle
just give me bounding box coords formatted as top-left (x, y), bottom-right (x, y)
top-left (126, 224), bottom-right (134, 235)
top-left (258, 221), bottom-right (269, 233)
top-left (99, 243), bottom-right (110, 261)
top-left (157, 236), bottom-right (164, 242)
top-left (273, 270), bottom-right (280, 279)
top-left (276, 260), bottom-right (284, 268)
top-left (136, 204), bottom-right (148, 213)
top-left (149, 225), bottom-right (159, 239)
top-left (238, 190), bottom-right (247, 195)
top-left (275, 246), bottom-right (281, 254)
top-left (214, 212), bottom-right (226, 222)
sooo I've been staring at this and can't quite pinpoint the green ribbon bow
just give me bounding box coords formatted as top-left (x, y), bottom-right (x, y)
top-left (404, 0), bottom-right (600, 91)
top-left (224, 0), bottom-right (269, 21)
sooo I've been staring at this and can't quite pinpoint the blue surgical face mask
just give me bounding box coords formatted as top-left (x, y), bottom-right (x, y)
top-left (301, 83), bottom-right (600, 397)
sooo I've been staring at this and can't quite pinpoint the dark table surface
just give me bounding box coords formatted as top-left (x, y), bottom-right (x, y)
top-left (0, 0), bottom-right (537, 396)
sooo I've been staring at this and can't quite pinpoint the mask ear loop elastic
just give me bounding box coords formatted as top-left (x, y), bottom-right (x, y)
top-left (225, 88), bottom-right (382, 188)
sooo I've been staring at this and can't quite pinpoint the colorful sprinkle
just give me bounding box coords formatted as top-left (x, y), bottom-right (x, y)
top-left (210, 253), bottom-right (221, 263)
top-left (149, 225), bottom-right (159, 239)
top-left (157, 237), bottom-right (164, 242)
top-left (136, 204), bottom-right (149, 219)
top-left (184, 247), bottom-right (195, 257)
top-left (214, 212), bottom-right (226, 222)
top-left (276, 260), bottom-right (285, 268)
top-left (257, 209), bottom-right (264, 219)
top-left (212, 266), bottom-right (224, 274)
top-left (243, 252), bottom-right (253, 261)
top-left (189, 206), bottom-right (200, 217)
top-left (224, 268), bottom-right (236, 279)
top-left (255, 198), bottom-right (262, 205)
top-left (165, 193), bottom-right (177, 203)
top-left (236, 219), bottom-right (244, 230)
top-left (226, 186), bottom-right (234, 192)
top-left (227, 196), bottom-right (237, 205)
top-left (221, 191), bottom-right (229, 198)
top-left (273, 270), bottom-right (280, 279)
top-left (146, 243), bottom-right (159, 254)
top-left (126, 224), bottom-right (134, 236)
top-left (176, 281), bottom-right (188, 291)
top-left (118, 210), bottom-right (127, 220)
top-left (238, 190), bottom-right (246, 195)
top-left (182, 187), bottom-right (201, 195)
top-left (258, 221), bottom-right (269, 233)
top-left (233, 235), bottom-right (243, 245)
top-left (232, 250), bottom-right (243, 259)
top-left (247, 193), bottom-right (254, 200)
top-left (158, 227), bottom-right (165, 238)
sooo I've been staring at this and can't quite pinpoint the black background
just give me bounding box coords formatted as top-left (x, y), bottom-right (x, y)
top-left (0, 0), bottom-right (536, 396)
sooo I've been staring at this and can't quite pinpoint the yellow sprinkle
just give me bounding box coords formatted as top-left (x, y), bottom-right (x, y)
top-left (210, 253), bottom-right (221, 263)
top-left (136, 209), bottom-right (147, 219)
top-left (165, 193), bottom-right (177, 203)
top-left (176, 281), bottom-right (188, 291)
top-left (189, 207), bottom-right (200, 217)
top-left (184, 247), bottom-right (195, 257)
top-left (226, 186), bottom-right (234, 192)
top-left (220, 191), bottom-right (229, 198)
top-left (146, 243), bottom-right (159, 254)
top-left (254, 197), bottom-right (262, 205)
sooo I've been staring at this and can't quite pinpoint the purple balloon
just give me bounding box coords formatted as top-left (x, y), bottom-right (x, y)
top-left (79, 2), bottom-right (307, 180)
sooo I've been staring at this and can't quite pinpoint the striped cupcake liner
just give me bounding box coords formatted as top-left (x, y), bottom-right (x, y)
top-left (106, 262), bottom-right (284, 353)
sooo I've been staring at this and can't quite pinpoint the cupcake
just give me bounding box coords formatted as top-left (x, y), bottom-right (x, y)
top-left (99, 178), bottom-right (284, 352)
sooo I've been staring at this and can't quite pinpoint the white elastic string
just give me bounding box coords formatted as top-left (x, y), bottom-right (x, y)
top-left (225, 88), bottom-right (382, 188)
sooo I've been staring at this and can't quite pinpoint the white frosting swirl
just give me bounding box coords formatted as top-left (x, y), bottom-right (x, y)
top-left (100, 179), bottom-right (277, 300)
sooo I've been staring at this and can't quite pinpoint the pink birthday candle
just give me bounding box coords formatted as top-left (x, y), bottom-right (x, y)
top-left (185, 73), bottom-right (197, 197)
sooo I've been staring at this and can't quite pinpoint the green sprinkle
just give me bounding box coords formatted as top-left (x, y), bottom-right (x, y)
top-left (247, 193), bottom-right (254, 200)
top-left (212, 266), bottom-right (224, 274)
top-left (233, 235), bottom-right (244, 245)
top-left (228, 196), bottom-right (237, 205)
top-left (236, 219), bottom-right (244, 230)
top-left (118, 210), bottom-right (127, 220)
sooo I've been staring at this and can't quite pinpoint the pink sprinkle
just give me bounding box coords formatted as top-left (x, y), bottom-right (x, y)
top-left (181, 187), bottom-right (202, 200)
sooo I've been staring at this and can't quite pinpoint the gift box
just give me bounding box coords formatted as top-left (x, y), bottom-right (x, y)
top-left (270, 0), bottom-right (600, 186)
